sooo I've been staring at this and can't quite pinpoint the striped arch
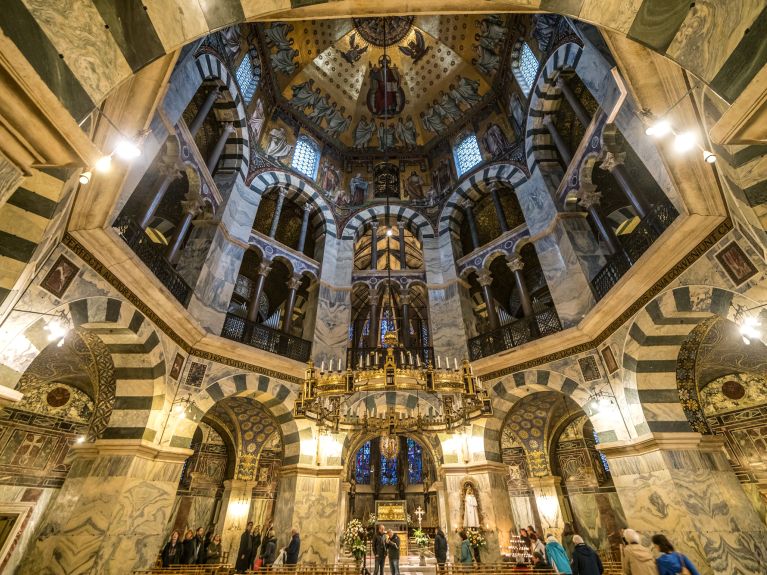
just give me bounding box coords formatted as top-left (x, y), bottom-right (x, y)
top-left (438, 163), bottom-right (529, 242)
top-left (525, 42), bottom-right (583, 176)
top-left (174, 372), bottom-right (306, 465)
top-left (194, 53), bottom-right (250, 179)
top-left (621, 285), bottom-right (759, 436)
top-left (481, 369), bottom-right (591, 462)
top-left (342, 205), bottom-right (434, 242)
top-left (9, 296), bottom-right (167, 441)
top-left (249, 169), bottom-right (336, 241)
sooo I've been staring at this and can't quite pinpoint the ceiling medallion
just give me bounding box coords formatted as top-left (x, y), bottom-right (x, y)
top-left (352, 17), bottom-right (415, 47)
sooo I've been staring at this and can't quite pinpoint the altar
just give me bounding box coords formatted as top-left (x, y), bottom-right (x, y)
top-left (375, 500), bottom-right (409, 556)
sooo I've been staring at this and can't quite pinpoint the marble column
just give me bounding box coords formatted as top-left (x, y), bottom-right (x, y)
top-left (462, 199), bottom-right (481, 251)
top-left (282, 274), bottom-right (303, 333)
top-left (246, 261), bottom-right (272, 323)
top-left (166, 197), bottom-right (203, 264)
top-left (269, 189), bottom-right (287, 239)
top-left (370, 221), bottom-right (380, 270)
top-left (507, 257), bottom-right (539, 337)
top-left (543, 115), bottom-right (572, 167)
top-left (189, 87), bottom-right (222, 136)
top-left (272, 466), bottom-right (343, 564)
top-left (206, 122), bottom-right (235, 175)
top-left (556, 76), bottom-right (591, 128)
top-left (477, 270), bottom-right (500, 331)
top-left (218, 479), bottom-right (257, 560)
top-left (490, 186), bottom-right (509, 233)
top-left (296, 203), bottom-right (312, 254)
top-left (400, 293), bottom-right (411, 348)
top-left (398, 224), bottom-right (407, 269)
top-left (528, 475), bottom-right (567, 539)
top-left (139, 161), bottom-right (182, 229)
top-left (579, 186), bottom-right (622, 255)
top-left (17, 440), bottom-right (192, 575)
top-left (368, 289), bottom-right (380, 348)
top-left (599, 150), bottom-right (650, 218)
top-left (600, 433), bottom-right (767, 575)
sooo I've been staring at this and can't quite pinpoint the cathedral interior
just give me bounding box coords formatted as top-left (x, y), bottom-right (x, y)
top-left (0, 2), bottom-right (766, 574)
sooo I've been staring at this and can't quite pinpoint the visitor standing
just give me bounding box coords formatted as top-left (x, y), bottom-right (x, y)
top-left (235, 521), bottom-right (256, 573)
top-left (386, 529), bottom-right (400, 575)
top-left (193, 527), bottom-right (208, 564)
top-left (286, 528), bottom-right (301, 565)
top-left (619, 529), bottom-right (656, 575)
top-left (373, 524), bottom-right (388, 575)
top-left (180, 529), bottom-right (196, 564)
top-left (545, 534), bottom-right (572, 574)
top-left (530, 533), bottom-right (546, 559)
top-left (261, 529), bottom-right (278, 566)
top-left (459, 530), bottom-right (473, 564)
top-left (206, 534), bottom-right (222, 564)
top-left (434, 527), bottom-right (448, 567)
top-left (570, 535), bottom-right (603, 575)
top-left (519, 528), bottom-right (531, 549)
top-left (251, 525), bottom-right (262, 569)
top-left (652, 534), bottom-right (700, 575)
top-left (161, 530), bottom-right (182, 567)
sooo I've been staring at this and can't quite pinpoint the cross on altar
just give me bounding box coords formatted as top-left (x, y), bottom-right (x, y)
top-left (414, 506), bottom-right (425, 528)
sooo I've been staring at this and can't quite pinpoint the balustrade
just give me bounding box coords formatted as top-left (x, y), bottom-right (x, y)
top-left (221, 313), bottom-right (312, 362)
top-left (468, 307), bottom-right (562, 361)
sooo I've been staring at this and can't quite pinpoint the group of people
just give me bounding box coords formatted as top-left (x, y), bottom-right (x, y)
top-left (371, 524), bottom-right (402, 575)
top-left (516, 524), bottom-right (700, 575)
top-left (160, 527), bottom-right (222, 566)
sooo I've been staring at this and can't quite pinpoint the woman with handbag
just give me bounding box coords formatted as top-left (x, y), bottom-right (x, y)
top-left (651, 534), bottom-right (700, 575)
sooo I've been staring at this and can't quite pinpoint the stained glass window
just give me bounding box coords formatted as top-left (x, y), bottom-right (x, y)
top-left (407, 438), bottom-right (423, 484)
top-left (513, 42), bottom-right (539, 96)
top-left (235, 54), bottom-right (260, 104)
top-left (592, 429), bottom-right (610, 474)
top-left (355, 441), bottom-right (371, 484)
top-left (380, 453), bottom-right (398, 485)
top-left (291, 136), bottom-right (320, 179)
top-left (454, 133), bottom-right (483, 176)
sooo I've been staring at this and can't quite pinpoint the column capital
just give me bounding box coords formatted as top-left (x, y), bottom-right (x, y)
top-left (302, 202), bottom-right (313, 212)
top-left (599, 150), bottom-right (627, 172)
top-left (476, 270), bottom-right (494, 287)
top-left (157, 157), bottom-right (185, 179)
top-left (257, 261), bottom-right (272, 276)
top-left (578, 185), bottom-right (602, 209)
top-left (506, 256), bottom-right (524, 273)
top-left (221, 121), bottom-right (236, 134)
top-left (460, 198), bottom-right (475, 210)
top-left (542, 113), bottom-right (555, 127)
top-left (399, 293), bottom-right (412, 305)
top-left (370, 220), bottom-right (380, 229)
top-left (287, 274), bottom-right (303, 290)
top-left (181, 197), bottom-right (205, 215)
top-left (368, 290), bottom-right (380, 305)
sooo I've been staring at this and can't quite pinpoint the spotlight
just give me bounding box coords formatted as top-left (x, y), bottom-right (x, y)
top-left (385, 228), bottom-right (394, 237)
top-left (703, 150), bottom-right (717, 164)
top-left (740, 316), bottom-right (762, 345)
top-left (114, 138), bottom-right (142, 160)
top-left (76, 435), bottom-right (86, 444)
top-left (44, 318), bottom-right (70, 347)
top-left (94, 154), bottom-right (113, 173)
top-left (673, 131), bottom-right (696, 153)
top-left (645, 120), bottom-right (671, 137)
top-left (79, 170), bottom-right (92, 185)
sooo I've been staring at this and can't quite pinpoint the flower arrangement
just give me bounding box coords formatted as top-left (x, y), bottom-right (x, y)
top-left (466, 528), bottom-right (487, 548)
top-left (342, 519), bottom-right (367, 559)
top-left (413, 528), bottom-right (430, 549)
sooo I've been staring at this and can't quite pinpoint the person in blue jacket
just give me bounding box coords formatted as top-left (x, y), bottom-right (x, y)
top-left (651, 534), bottom-right (701, 575)
top-left (545, 534), bottom-right (572, 574)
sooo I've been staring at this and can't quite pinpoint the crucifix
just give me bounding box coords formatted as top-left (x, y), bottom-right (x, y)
top-left (414, 505), bottom-right (425, 529)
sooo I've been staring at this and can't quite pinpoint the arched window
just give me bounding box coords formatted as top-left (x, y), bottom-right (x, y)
top-left (354, 440), bottom-right (371, 484)
top-left (407, 438), bottom-right (423, 483)
top-left (235, 53), bottom-right (260, 104)
top-left (454, 133), bottom-right (483, 176)
top-left (291, 136), bottom-right (320, 179)
top-left (512, 41), bottom-right (539, 96)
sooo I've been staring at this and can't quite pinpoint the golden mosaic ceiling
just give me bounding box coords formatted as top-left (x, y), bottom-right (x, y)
top-left (261, 15), bottom-right (510, 148)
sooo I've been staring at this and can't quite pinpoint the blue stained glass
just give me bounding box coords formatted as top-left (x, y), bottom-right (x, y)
top-left (592, 429), bottom-right (610, 474)
top-left (407, 438), bottom-right (423, 484)
top-left (355, 441), bottom-right (371, 484)
top-left (380, 453), bottom-right (398, 485)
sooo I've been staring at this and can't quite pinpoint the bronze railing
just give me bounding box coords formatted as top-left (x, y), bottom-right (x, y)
top-left (221, 313), bottom-right (312, 362)
top-left (468, 307), bottom-right (562, 361)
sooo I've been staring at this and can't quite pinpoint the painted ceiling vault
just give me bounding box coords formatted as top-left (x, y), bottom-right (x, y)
top-left (259, 15), bottom-right (510, 148)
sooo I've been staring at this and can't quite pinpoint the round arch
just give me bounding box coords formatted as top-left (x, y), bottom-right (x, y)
top-left (342, 205), bottom-right (434, 243)
top-left (341, 429), bottom-right (445, 480)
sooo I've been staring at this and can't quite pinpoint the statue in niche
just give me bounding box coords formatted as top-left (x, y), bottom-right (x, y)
top-left (404, 171), bottom-right (425, 200)
top-left (395, 116), bottom-right (417, 149)
top-left (481, 123), bottom-right (509, 158)
top-left (464, 485), bottom-right (480, 527)
top-left (265, 127), bottom-right (293, 159)
top-left (367, 55), bottom-right (405, 117)
top-left (349, 476), bottom-right (357, 513)
top-left (354, 115), bottom-right (376, 148)
top-left (349, 173), bottom-right (369, 205)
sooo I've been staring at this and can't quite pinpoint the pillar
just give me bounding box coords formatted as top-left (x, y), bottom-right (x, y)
top-left (528, 475), bottom-right (567, 539)
top-left (398, 223), bottom-right (407, 269)
top-left (507, 256), bottom-right (536, 325)
top-left (600, 433), bottom-right (767, 575)
top-left (206, 122), bottom-right (235, 174)
top-left (268, 188), bottom-right (287, 239)
top-left (189, 86), bottom-right (222, 136)
top-left (462, 199), bottom-right (481, 251)
top-left (246, 261), bottom-right (272, 323)
top-left (282, 274), bottom-right (303, 333)
top-left (297, 203), bottom-right (312, 254)
top-left (477, 270), bottom-right (500, 331)
top-left (579, 186), bottom-right (622, 255)
top-left (599, 150), bottom-right (650, 218)
top-left (139, 161), bottom-right (182, 229)
top-left (218, 479), bottom-right (257, 561)
top-left (490, 186), bottom-right (509, 233)
top-left (543, 115), bottom-right (572, 167)
top-left (368, 289), bottom-right (380, 348)
top-left (17, 440), bottom-right (192, 575)
top-left (370, 221), bottom-right (379, 270)
top-left (556, 76), bottom-right (591, 128)
top-left (400, 293), bottom-right (411, 348)
top-left (166, 197), bottom-right (202, 264)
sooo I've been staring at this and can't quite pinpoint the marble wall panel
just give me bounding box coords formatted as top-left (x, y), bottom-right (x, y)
top-left (312, 285), bottom-right (352, 364)
top-left (0, 486), bottom-right (59, 574)
top-left (508, 495), bottom-right (535, 536)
